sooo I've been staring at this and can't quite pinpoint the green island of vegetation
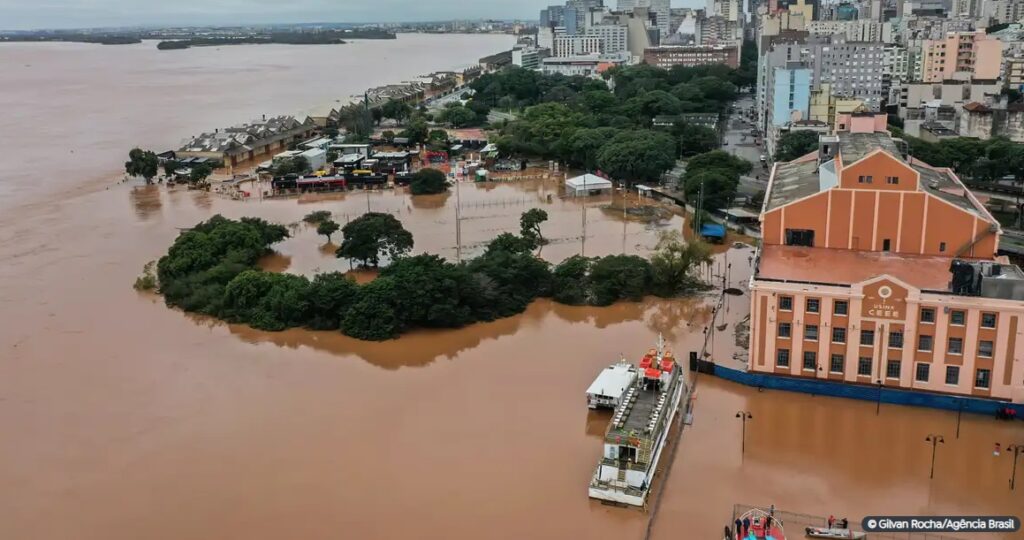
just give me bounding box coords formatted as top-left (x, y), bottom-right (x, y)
top-left (156, 29), bottom-right (394, 50)
top-left (144, 213), bottom-right (712, 341)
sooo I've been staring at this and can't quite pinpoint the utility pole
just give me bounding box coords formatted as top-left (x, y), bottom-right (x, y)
top-left (622, 183), bottom-right (628, 255)
top-left (581, 175), bottom-right (588, 256)
top-left (924, 434), bottom-right (944, 479)
top-left (455, 177), bottom-right (462, 263)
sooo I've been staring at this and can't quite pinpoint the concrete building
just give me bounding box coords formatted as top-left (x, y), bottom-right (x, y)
top-left (959, 99), bottom-right (1024, 142)
top-left (750, 120), bottom-right (1024, 404)
top-left (619, 0), bottom-right (671, 38)
top-left (512, 47), bottom-right (544, 70)
top-left (708, 0), bottom-right (743, 22)
top-left (1007, 56), bottom-right (1024, 90)
top-left (542, 54), bottom-right (628, 76)
top-left (554, 35), bottom-right (603, 57)
top-left (809, 83), bottom-right (866, 129)
top-left (770, 65), bottom-right (813, 127)
top-left (919, 32), bottom-right (1004, 83)
top-left (807, 20), bottom-right (895, 44)
top-left (985, 0), bottom-right (1024, 25)
top-left (586, 24), bottom-right (630, 53)
top-left (643, 44), bottom-right (740, 69)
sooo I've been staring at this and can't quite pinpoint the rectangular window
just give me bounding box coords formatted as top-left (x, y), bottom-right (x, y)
top-left (803, 351), bottom-right (817, 370)
top-left (915, 362), bottom-right (930, 382)
top-left (886, 360), bottom-right (902, 379)
top-left (779, 296), bottom-right (793, 311)
top-left (858, 175), bottom-right (873, 183)
top-left (834, 300), bottom-right (848, 316)
top-left (778, 322), bottom-right (792, 338)
top-left (860, 330), bottom-right (875, 346)
top-left (888, 331), bottom-right (904, 349)
top-left (920, 308), bottom-right (935, 323)
top-left (981, 312), bottom-right (997, 328)
top-left (978, 340), bottom-right (994, 358)
top-left (939, 242), bottom-right (947, 252)
top-left (857, 357), bottom-right (873, 376)
top-left (945, 365), bottom-right (959, 385)
top-left (918, 334), bottom-right (933, 352)
top-left (950, 310), bottom-right (965, 325)
top-left (777, 348), bottom-right (790, 367)
top-left (975, 368), bottom-right (991, 389)
top-left (806, 298), bottom-right (820, 313)
top-left (805, 325), bottom-right (819, 341)
top-left (832, 327), bottom-right (847, 343)
top-left (882, 238), bottom-right (891, 251)
top-left (830, 354), bottom-right (844, 374)
top-left (886, 176), bottom-right (899, 185)
top-left (948, 337), bottom-right (963, 355)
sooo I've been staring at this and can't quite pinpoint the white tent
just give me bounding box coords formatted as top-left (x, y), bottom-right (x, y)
top-left (565, 173), bottom-right (613, 196)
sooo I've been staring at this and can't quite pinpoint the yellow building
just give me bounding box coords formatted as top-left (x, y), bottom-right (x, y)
top-left (809, 84), bottom-right (867, 130)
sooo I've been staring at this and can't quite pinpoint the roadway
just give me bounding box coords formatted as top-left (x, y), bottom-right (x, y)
top-left (723, 94), bottom-right (770, 201)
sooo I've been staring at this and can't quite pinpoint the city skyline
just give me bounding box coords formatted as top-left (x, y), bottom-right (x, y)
top-left (0, 0), bottom-right (701, 31)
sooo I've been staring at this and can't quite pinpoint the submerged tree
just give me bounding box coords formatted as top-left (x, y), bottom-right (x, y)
top-left (409, 168), bottom-right (448, 195)
top-left (317, 219), bottom-right (340, 243)
top-left (336, 212), bottom-right (414, 267)
top-left (125, 148), bottom-right (159, 183)
top-left (520, 208), bottom-right (549, 247)
top-left (649, 231), bottom-right (711, 296)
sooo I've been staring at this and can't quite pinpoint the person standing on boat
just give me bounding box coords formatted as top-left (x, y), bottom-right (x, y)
top-left (724, 526), bottom-right (732, 540)
top-left (828, 515), bottom-right (836, 529)
top-left (734, 518), bottom-right (743, 539)
top-left (742, 516), bottom-right (751, 537)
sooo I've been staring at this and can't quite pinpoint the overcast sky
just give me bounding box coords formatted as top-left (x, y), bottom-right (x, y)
top-left (0, 0), bottom-right (604, 31)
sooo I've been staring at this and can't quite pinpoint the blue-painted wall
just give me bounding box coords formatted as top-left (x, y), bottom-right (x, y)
top-left (712, 364), bottom-right (1024, 417)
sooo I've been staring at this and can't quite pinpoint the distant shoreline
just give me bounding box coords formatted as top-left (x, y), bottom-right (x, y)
top-left (1, 29), bottom-right (398, 49)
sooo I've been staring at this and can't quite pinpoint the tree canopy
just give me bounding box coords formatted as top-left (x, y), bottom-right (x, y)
top-left (336, 212), bottom-right (414, 267)
top-left (409, 168), bottom-right (449, 195)
top-left (467, 62), bottom-right (747, 182)
top-left (680, 150), bottom-right (752, 212)
top-left (125, 148), bottom-right (159, 183)
top-left (149, 209), bottom-right (714, 342)
top-left (317, 220), bottom-right (340, 242)
top-left (774, 130), bottom-right (820, 162)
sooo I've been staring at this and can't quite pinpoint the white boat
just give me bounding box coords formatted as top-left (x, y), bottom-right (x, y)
top-left (805, 526), bottom-right (866, 539)
top-left (588, 335), bottom-right (687, 507)
top-left (586, 360), bottom-right (637, 409)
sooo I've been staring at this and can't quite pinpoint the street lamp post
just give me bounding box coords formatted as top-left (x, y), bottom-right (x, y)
top-left (925, 434), bottom-right (945, 479)
top-left (875, 379), bottom-right (883, 415)
top-left (1003, 444), bottom-right (1024, 490)
top-left (955, 399), bottom-right (964, 439)
top-left (736, 411), bottom-right (753, 455)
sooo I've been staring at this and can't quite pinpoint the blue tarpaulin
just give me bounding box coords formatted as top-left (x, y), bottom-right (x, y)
top-left (700, 223), bottom-right (726, 239)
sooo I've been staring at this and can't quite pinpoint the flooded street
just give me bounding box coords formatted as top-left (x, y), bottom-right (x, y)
top-left (1, 38), bottom-right (1022, 540)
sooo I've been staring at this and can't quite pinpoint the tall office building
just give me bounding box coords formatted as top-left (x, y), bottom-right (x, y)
top-left (617, 0), bottom-right (670, 38)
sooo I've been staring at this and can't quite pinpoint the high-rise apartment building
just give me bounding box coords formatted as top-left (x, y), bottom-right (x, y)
top-left (919, 31), bottom-right (1003, 82)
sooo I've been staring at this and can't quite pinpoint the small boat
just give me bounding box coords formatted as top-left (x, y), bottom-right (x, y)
top-left (804, 526), bottom-right (866, 539)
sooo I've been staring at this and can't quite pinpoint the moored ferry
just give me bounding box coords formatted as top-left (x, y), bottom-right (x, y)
top-left (587, 336), bottom-right (687, 507)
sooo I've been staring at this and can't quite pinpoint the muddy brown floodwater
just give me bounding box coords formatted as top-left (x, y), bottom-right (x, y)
top-left (1, 39), bottom-right (1022, 540)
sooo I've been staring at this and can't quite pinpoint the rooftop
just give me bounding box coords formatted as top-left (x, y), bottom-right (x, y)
top-left (765, 131), bottom-right (989, 219)
top-left (837, 131), bottom-right (902, 164)
top-left (757, 245), bottom-right (953, 290)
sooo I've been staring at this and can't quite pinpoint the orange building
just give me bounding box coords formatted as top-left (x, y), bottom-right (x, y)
top-left (749, 113), bottom-right (1024, 404)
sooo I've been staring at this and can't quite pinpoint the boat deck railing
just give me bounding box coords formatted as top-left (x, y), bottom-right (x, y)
top-left (731, 504), bottom-right (968, 540)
